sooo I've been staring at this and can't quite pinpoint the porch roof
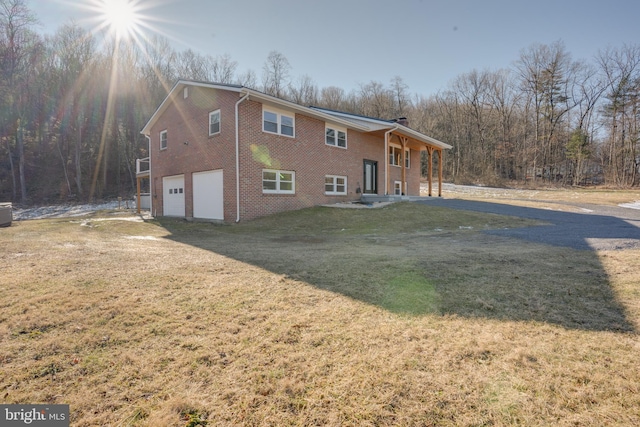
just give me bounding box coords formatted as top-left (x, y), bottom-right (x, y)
top-left (309, 106), bottom-right (452, 150)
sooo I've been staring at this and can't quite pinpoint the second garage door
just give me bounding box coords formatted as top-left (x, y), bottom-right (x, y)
top-left (193, 169), bottom-right (224, 220)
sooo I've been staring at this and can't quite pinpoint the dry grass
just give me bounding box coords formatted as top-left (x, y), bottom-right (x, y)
top-left (1, 201), bottom-right (639, 426)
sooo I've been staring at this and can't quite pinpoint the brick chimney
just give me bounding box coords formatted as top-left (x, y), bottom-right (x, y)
top-left (394, 117), bottom-right (409, 127)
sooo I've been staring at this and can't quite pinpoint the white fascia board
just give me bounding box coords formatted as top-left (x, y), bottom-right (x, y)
top-left (140, 80), bottom-right (243, 135)
top-left (240, 88), bottom-right (371, 132)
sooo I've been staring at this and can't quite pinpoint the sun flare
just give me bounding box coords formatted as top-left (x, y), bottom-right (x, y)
top-left (100, 0), bottom-right (141, 39)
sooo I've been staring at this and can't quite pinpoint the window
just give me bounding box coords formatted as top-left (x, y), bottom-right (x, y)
top-left (389, 146), bottom-right (400, 166)
top-left (263, 108), bottom-right (295, 137)
top-left (264, 111), bottom-right (278, 133)
top-left (389, 146), bottom-right (410, 167)
top-left (281, 115), bottom-right (294, 137)
top-left (209, 110), bottom-right (221, 136)
top-left (262, 169), bottom-right (295, 194)
top-left (160, 130), bottom-right (167, 150)
top-left (325, 126), bottom-right (347, 148)
top-left (394, 181), bottom-right (402, 195)
top-left (325, 175), bottom-right (347, 195)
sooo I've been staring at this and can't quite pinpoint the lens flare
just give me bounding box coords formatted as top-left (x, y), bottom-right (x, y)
top-left (100, 0), bottom-right (141, 39)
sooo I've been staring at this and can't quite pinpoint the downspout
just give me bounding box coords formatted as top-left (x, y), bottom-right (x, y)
top-left (384, 125), bottom-right (398, 195)
top-left (235, 92), bottom-right (250, 223)
top-left (145, 134), bottom-right (152, 216)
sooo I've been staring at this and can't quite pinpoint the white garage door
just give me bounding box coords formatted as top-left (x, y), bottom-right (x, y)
top-left (163, 175), bottom-right (185, 217)
top-left (193, 169), bottom-right (224, 220)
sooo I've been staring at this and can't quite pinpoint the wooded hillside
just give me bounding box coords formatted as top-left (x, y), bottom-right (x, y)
top-left (1, 0), bottom-right (639, 204)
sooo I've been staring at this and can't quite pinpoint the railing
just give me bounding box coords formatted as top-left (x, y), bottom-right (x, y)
top-left (136, 157), bottom-right (150, 175)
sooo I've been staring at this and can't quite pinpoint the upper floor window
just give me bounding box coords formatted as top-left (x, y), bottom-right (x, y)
top-left (389, 145), bottom-right (410, 168)
top-left (263, 108), bottom-right (294, 137)
top-left (326, 126), bottom-right (347, 148)
top-left (209, 110), bottom-right (221, 136)
top-left (160, 130), bottom-right (167, 150)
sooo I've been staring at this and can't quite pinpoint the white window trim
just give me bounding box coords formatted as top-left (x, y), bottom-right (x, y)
top-left (160, 130), bottom-right (167, 150)
top-left (209, 109), bottom-right (221, 136)
top-left (389, 144), bottom-right (410, 168)
top-left (325, 175), bottom-right (347, 195)
top-left (394, 181), bottom-right (402, 195)
top-left (262, 106), bottom-right (295, 138)
top-left (325, 125), bottom-right (347, 149)
top-left (262, 169), bottom-right (295, 194)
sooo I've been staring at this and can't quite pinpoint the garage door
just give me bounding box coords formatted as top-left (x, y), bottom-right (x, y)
top-left (163, 174), bottom-right (185, 217)
top-left (193, 169), bottom-right (224, 220)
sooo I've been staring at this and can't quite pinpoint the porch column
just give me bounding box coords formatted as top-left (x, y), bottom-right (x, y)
top-left (438, 149), bottom-right (443, 197)
top-left (136, 176), bottom-right (142, 214)
top-left (386, 138), bottom-right (391, 196)
top-left (427, 147), bottom-right (433, 197)
top-left (400, 137), bottom-right (407, 195)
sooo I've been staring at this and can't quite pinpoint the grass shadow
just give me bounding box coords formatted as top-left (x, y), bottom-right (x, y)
top-left (156, 202), bottom-right (636, 332)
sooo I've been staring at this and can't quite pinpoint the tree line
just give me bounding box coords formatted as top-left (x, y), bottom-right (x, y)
top-left (1, 0), bottom-right (639, 205)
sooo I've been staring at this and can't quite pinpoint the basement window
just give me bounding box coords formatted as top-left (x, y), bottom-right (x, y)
top-left (325, 175), bottom-right (347, 195)
top-left (262, 169), bottom-right (295, 194)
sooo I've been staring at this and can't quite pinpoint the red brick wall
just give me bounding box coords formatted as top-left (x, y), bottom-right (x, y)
top-left (149, 86), bottom-right (424, 222)
top-left (149, 87), bottom-right (239, 220)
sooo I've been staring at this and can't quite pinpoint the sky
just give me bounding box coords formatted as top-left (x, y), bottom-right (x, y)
top-left (29, 0), bottom-right (640, 98)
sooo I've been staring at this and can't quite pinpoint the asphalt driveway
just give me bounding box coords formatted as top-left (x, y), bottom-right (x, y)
top-left (415, 198), bottom-right (640, 251)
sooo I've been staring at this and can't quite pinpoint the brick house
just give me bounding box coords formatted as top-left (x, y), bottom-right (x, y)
top-left (137, 80), bottom-right (451, 222)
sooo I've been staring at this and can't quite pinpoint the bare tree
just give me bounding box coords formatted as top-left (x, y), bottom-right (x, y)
top-left (51, 22), bottom-right (98, 197)
top-left (516, 41), bottom-right (579, 182)
top-left (319, 86), bottom-right (346, 110)
top-left (0, 0), bottom-right (38, 202)
top-left (175, 48), bottom-right (210, 81)
top-left (139, 34), bottom-right (177, 106)
top-left (261, 50), bottom-right (290, 98)
top-left (236, 69), bottom-right (257, 88)
top-left (597, 44), bottom-right (640, 186)
top-left (210, 53), bottom-right (237, 84)
top-left (358, 80), bottom-right (393, 118)
top-left (288, 74), bottom-right (318, 105)
top-left (389, 76), bottom-right (411, 117)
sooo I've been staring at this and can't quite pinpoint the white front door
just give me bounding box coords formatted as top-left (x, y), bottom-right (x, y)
top-left (193, 170), bottom-right (224, 220)
top-left (162, 175), bottom-right (185, 217)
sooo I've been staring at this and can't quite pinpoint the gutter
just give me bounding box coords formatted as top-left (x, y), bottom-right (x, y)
top-left (235, 92), bottom-right (250, 223)
top-left (384, 125), bottom-right (398, 195)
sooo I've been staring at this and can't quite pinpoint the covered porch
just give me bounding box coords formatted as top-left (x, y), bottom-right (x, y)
top-left (135, 157), bottom-right (151, 214)
top-left (378, 124), bottom-right (449, 200)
